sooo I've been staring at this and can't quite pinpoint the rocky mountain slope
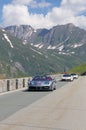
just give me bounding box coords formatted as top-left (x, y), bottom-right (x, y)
top-left (0, 28), bottom-right (66, 78)
top-left (0, 23), bottom-right (86, 78)
top-left (5, 23), bottom-right (86, 53)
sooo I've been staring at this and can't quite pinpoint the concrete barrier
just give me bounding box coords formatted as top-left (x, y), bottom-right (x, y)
top-left (0, 74), bottom-right (61, 94)
top-left (0, 77), bottom-right (30, 93)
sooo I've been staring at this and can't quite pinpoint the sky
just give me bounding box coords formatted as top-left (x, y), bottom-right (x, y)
top-left (0, 0), bottom-right (86, 29)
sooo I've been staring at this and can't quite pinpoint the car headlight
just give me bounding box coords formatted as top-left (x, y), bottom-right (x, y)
top-left (30, 81), bottom-right (34, 85)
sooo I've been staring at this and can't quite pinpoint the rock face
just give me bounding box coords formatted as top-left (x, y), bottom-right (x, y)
top-left (5, 25), bottom-right (34, 43)
top-left (5, 23), bottom-right (86, 47)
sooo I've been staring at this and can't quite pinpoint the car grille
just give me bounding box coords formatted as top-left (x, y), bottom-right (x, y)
top-left (29, 86), bottom-right (49, 90)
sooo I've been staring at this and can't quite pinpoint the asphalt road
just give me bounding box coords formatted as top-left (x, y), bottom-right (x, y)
top-left (1, 76), bottom-right (86, 130)
top-left (0, 77), bottom-right (67, 121)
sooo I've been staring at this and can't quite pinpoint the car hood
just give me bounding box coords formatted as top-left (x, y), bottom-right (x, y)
top-left (30, 80), bottom-right (52, 86)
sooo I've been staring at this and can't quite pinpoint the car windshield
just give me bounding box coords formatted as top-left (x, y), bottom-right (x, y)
top-left (63, 74), bottom-right (71, 77)
top-left (32, 76), bottom-right (52, 81)
top-left (71, 74), bottom-right (76, 75)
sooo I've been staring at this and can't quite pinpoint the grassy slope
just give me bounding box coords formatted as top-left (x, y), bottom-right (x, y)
top-left (69, 64), bottom-right (86, 74)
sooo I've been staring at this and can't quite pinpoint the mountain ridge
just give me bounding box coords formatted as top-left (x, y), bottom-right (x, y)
top-left (0, 23), bottom-right (86, 78)
top-left (5, 23), bottom-right (86, 50)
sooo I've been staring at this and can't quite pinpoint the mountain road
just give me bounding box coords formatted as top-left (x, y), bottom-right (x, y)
top-left (0, 76), bottom-right (86, 130)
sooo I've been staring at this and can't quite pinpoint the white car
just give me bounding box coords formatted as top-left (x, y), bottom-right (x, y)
top-left (61, 74), bottom-right (74, 81)
top-left (71, 73), bottom-right (79, 79)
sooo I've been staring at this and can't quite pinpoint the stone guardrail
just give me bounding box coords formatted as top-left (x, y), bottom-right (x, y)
top-left (0, 74), bottom-right (61, 94)
top-left (0, 77), bottom-right (30, 93)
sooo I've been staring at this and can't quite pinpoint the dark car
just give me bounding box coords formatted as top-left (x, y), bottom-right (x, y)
top-left (28, 75), bottom-right (56, 91)
top-left (81, 72), bottom-right (86, 76)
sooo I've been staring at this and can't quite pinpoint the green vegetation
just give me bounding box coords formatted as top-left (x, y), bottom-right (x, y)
top-left (69, 64), bottom-right (86, 74)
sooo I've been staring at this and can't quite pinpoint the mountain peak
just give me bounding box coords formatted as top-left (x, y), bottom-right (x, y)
top-left (5, 25), bottom-right (34, 40)
top-left (4, 23), bottom-right (86, 46)
top-left (67, 23), bottom-right (75, 27)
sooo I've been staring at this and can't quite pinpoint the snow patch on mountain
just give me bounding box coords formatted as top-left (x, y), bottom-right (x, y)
top-left (34, 29), bottom-right (37, 32)
top-left (2, 29), bottom-right (5, 32)
top-left (31, 43), bottom-right (44, 49)
top-left (3, 33), bottom-right (14, 48)
top-left (59, 52), bottom-right (71, 55)
top-left (47, 45), bottom-right (57, 50)
top-left (71, 52), bottom-right (75, 54)
top-left (38, 44), bottom-right (44, 49)
top-left (34, 44), bottom-right (42, 48)
top-left (58, 45), bottom-right (64, 51)
top-left (72, 43), bottom-right (84, 48)
top-left (23, 40), bottom-right (27, 45)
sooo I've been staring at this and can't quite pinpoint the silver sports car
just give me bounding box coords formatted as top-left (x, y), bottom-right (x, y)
top-left (28, 75), bottom-right (56, 91)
